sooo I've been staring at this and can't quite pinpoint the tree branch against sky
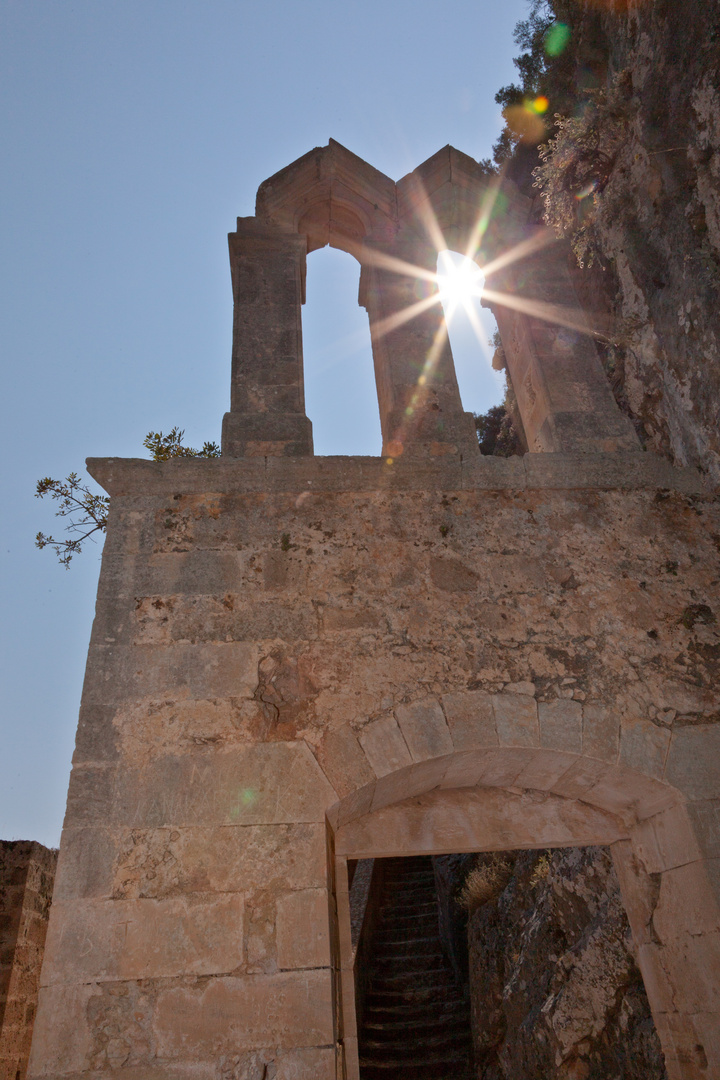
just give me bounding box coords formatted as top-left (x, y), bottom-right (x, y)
top-left (34, 429), bottom-right (220, 567)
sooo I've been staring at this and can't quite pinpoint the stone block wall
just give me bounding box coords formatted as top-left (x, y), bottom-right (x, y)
top-left (25, 450), bottom-right (720, 1080)
top-left (0, 841), bottom-right (57, 1080)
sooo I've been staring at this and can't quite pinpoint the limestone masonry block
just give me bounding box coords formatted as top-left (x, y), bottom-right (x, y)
top-left (631, 806), bottom-right (703, 874)
top-left (666, 725), bottom-right (720, 800)
top-left (394, 699), bottom-right (453, 761)
top-left (620, 716), bottom-right (671, 780)
top-left (42, 894), bottom-right (244, 983)
top-left (538, 699), bottom-right (583, 753)
top-left (359, 716), bottom-right (412, 777)
top-left (492, 693), bottom-right (540, 748)
top-left (316, 725), bottom-right (374, 799)
top-left (581, 704), bottom-right (620, 763)
top-left (441, 690), bottom-right (497, 751)
top-left (276, 889), bottom-right (331, 969)
top-left (153, 971), bottom-right (334, 1055)
top-left (109, 743), bottom-right (336, 828)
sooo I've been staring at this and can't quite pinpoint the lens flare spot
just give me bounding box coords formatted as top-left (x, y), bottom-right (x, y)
top-left (544, 22), bottom-right (571, 56)
top-left (386, 440), bottom-right (404, 457)
top-left (575, 180), bottom-right (597, 200)
top-left (503, 103), bottom-right (546, 144)
top-left (532, 96), bottom-right (549, 114)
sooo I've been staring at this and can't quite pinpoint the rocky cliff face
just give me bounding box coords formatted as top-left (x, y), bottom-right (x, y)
top-left (577, 0), bottom-right (720, 480)
top-left (435, 848), bottom-right (667, 1080)
top-left (510, 0), bottom-right (720, 479)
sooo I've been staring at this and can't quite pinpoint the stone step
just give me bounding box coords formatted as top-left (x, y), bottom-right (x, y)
top-left (372, 952), bottom-right (447, 972)
top-left (374, 938), bottom-right (444, 956)
top-left (359, 1050), bottom-right (472, 1079)
top-left (364, 1002), bottom-right (468, 1026)
top-left (358, 856), bottom-right (471, 1080)
top-left (363, 1017), bottom-right (471, 1041)
top-left (363, 1006), bottom-right (468, 1029)
top-left (379, 902), bottom-right (437, 920)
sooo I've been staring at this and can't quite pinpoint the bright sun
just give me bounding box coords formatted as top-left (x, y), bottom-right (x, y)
top-left (436, 250), bottom-right (485, 311)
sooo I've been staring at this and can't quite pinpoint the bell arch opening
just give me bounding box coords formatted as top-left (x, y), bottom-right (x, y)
top-left (436, 249), bottom-right (506, 421)
top-left (302, 245), bottom-right (382, 456)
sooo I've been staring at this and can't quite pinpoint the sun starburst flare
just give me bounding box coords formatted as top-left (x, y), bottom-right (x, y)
top-left (359, 204), bottom-right (615, 349)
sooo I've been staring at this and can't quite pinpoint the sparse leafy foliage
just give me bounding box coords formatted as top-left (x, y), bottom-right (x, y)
top-left (36, 427), bottom-right (220, 567)
top-left (532, 73), bottom-right (633, 265)
top-left (143, 427), bottom-right (220, 461)
top-left (474, 404), bottom-right (524, 457)
top-left (35, 474), bottom-right (110, 569)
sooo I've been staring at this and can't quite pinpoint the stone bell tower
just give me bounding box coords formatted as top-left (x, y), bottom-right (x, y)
top-left (29, 142), bottom-right (720, 1080)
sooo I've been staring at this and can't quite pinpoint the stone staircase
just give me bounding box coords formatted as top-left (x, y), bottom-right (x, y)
top-left (358, 856), bottom-right (473, 1079)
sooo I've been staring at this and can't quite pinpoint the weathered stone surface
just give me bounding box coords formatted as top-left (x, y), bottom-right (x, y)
top-left (582, 703), bottom-right (619, 763)
top-left (538, 699), bottom-right (582, 753)
top-left (394, 698), bottom-right (453, 761)
top-left (27, 984), bottom-right (94, 1077)
top-left (666, 725), bottom-right (720, 800)
top-left (42, 894), bottom-right (244, 983)
top-left (358, 716), bottom-right (412, 777)
top-left (620, 716), bottom-right (671, 779)
top-left (276, 889), bottom-right (331, 969)
top-left (442, 690), bottom-right (497, 751)
top-left (83, 642), bottom-right (259, 705)
top-left (316, 725), bottom-right (374, 799)
top-left (465, 848), bottom-right (667, 1080)
top-left (492, 693), bottom-right (540, 747)
top-left (336, 786), bottom-right (624, 858)
top-left (0, 842), bottom-right (57, 1080)
top-left (109, 743), bottom-right (336, 827)
top-left (153, 971), bottom-right (334, 1055)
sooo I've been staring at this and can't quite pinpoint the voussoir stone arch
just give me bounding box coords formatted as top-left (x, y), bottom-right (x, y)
top-left (319, 690), bottom-right (720, 1080)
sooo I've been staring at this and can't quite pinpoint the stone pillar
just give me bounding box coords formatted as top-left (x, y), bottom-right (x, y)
top-left (613, 812), bottom-right (720, 1080)
top-left (0, 841), bottom-right (57, 1080)
top-left (360, 235), bottom-right (478, 458)
top-left (222, 219), bottom-right (313, 457)
top-left (486, 236), bottom-right (640, 454)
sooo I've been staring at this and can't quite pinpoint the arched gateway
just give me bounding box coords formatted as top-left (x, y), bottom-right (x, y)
top-left (30, 143), bottom-right (720, 1080)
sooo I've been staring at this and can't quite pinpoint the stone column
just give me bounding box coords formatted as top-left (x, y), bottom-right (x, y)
top-left (360, 235), bottom-right (478, 458)
top-left (485, 236), bottom-right (640, 454)
top-left (222, 219), bottom-right (313, 457)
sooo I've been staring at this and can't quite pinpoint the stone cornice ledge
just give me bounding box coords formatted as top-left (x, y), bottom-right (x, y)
top-left (86, 451), bottom-right (712, 497)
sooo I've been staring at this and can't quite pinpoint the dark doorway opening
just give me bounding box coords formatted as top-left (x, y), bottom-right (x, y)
top-left (354, 855), bottom-right (472, 1079)
top-left (352, 848), bottom-right (668, 1080)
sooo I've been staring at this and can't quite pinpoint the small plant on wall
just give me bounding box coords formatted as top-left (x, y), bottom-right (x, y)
top-left (533, 71), bottom-right (634, 267)
top-left (35, 428), bottom-right (219, 567)
top-left (458, 854), bottom-right (514, 911)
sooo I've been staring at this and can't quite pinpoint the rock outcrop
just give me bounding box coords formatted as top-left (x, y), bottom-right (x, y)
top-left (463, 847), bottom-right (667, 1080)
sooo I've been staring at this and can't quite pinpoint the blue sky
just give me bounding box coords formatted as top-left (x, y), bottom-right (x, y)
top-left (0, 0), bottom-right (529, 847)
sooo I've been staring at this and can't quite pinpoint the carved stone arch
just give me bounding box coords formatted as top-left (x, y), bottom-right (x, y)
top-left (255, 139), bottom-right (397, 254)
top-left (319, 696), bottom-right (720, 1080)
top-left (222, 140), bottom-right (641, 460)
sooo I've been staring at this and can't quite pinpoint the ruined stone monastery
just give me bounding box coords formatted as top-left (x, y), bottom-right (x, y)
top-left (2, 125), bottom-right (720, 1080)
